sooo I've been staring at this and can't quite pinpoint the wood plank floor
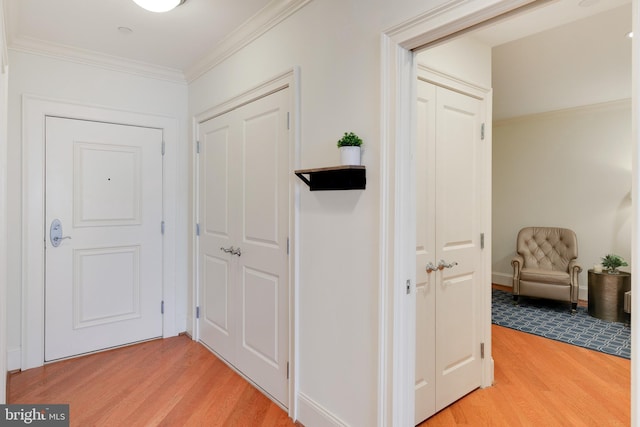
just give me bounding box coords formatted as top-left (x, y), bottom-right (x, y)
top-left (9, 326), bottom-right (630, 426)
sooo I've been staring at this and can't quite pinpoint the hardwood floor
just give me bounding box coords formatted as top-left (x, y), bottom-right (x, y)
top-left (421, 325), bottom-right (630, 426)
top-left (9, 325), bottom-right (630, 426)
top-left (8, 336), bottom-right (296, 426)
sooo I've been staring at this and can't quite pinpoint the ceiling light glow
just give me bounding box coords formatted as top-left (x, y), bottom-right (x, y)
top-left (132, 0), bottom-right (186, 13)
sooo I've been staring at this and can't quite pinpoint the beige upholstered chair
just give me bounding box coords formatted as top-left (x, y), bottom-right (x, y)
top-left (511, 227), bottom-right (582, 312)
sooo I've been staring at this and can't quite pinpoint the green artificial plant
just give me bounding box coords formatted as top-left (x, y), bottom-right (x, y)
top-left (601, 254), bottom-right (628, 273)
top-left (337, 132), bottom-right (363, 148)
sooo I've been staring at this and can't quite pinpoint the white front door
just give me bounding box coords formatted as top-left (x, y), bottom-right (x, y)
top-left (415, 80), bottom-right (484, 423)
top-left (45, 117), bottom-right (163, 361)
top-left (198, 87), bottom-right (290, 406)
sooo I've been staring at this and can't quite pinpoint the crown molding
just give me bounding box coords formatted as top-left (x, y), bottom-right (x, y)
top-left (493, 98), bottom-right (632, 127)
top-left (8, 35), bottom-right (187, 84)
top-left (184, 0), bottom-right (311, 83)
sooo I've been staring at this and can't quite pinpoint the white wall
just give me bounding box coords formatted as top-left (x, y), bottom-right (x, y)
top-left (6, 50), bottom-right (189, 370)
top-left (188, 0), bottom-right (478, 425)
top-left (0, 0), bottom-right (8, 404)
top-left (492, 101), bottom-right (632, 297)
top-left (417, 36), bottom-right (492, 89)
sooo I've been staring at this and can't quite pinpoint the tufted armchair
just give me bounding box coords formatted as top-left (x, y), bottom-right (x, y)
top-left (511, 227), bottom-right (582, 312)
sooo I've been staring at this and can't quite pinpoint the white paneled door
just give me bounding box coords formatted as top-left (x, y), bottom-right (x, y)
top-left (45, 117), bottom-right (163, 362)
top-left (198, 87), bottom-right (290, 407)
top-left (415, 79), bottom-right (484, 424)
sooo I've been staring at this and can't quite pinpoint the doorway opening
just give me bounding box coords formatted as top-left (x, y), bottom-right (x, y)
top-left (379, 0), bottom-right (638, 425)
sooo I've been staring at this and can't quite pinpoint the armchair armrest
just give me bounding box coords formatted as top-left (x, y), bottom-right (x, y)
top-left (511, 254), bottom-right (524, 292)
top-left (568, 260), bottom-right (582, 303)
top-left (511, 255), bottom-right (523, 277)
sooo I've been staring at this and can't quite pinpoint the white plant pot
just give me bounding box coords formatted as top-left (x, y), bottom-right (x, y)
top-left (340, 146), bottom-right (361, 165)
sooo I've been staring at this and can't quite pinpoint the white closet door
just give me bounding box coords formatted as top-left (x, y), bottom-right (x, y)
top-left (415, 80), bottom-right (484, 424)
top-left (433, 86), bottom-right (483, 412)
top-left (198, 87), bottom-right (290, 407)
top-left (415, 79), bottom-right (437, 423)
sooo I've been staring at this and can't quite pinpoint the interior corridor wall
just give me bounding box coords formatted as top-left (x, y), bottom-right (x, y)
top-left (0, 7), bottom-right (8, 403)
top-left (6, 50), bottom-right (190, 370)
top-left (187, 0), bottom-right (483, 425)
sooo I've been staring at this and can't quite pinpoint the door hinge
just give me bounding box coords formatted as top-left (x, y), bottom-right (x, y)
top-left (481, 342), bottom-right (485, 359)
top-left (287, 112), bottom-right (290, 130)
top-left (481, 123), bottom-right (485, 140)
top-left (287, 237), bottom-right (289, 255)
top-left (196, 306), bottom-right (200, 319)
top-left (480, 233), bottom-right (484, 249)
top-left (406, 279), bottom-right (411, 295)
top-left (161, 221), bottom-right (165, 235)
top-left (196, 223), bottom-right (200, 236)
top-left (161, 301), bottom-right (165, 314)
top-left (287, 362), bottom-right (290, 379)
top-left (196, 140), bottom-right (200, 154)
top-left (162, 140), bottom-right (166, 155)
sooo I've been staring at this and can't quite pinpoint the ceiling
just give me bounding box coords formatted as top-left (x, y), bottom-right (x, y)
top-left (4, 0), bottom-right (274, 79)
top-left (3, 0), bottom-right (633, 82)
top-left (470, 0), bottom-right (631, 47)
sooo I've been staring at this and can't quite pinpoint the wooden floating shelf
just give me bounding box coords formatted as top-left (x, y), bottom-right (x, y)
top-left (295, 165), bottom-right (366, 191)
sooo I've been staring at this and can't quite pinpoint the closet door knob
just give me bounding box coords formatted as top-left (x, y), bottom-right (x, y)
top-left (437, 259), bottom-right (458, 270)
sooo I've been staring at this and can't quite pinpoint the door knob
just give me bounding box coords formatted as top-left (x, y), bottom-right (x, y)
top-left (426, 262), bottom-right (436, 273)
top-left (50, 219), bottom-right (72, 247)
top-left (437, 259), bottom-right (458, 270)
top-left (220, 246), bottom-right (242, 256)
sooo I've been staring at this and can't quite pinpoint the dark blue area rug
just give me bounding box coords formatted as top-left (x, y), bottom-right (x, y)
top-left (492, 289), bottom-right (630, 359)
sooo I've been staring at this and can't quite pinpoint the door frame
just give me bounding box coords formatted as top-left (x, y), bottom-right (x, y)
top-left (22, 95), bottom-right (180, 370)
top-left (379, 1), bottom-right (565, 425)
top-left (192, 68), bottom-right (300, 416)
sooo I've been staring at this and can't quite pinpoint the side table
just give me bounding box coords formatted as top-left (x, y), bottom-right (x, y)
top-left (588, 269), bottom-right (631, 322)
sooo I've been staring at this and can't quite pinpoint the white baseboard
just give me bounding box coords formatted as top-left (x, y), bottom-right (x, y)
top-left (492, 272), bottom-right (512, 287)
top-left (579, 286), bottom-right (588, 301)
top-left (297, 392), bottom-right (348, 427)
top-left (8, 348), bottom-right (20, 371)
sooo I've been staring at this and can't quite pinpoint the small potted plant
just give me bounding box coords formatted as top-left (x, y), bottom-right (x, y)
top-left (337, 132), bottom-right (363, 166)
top-left (601, 254), bottom-right (628, 274)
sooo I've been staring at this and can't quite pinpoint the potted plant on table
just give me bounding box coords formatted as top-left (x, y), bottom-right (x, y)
top-left (337, 132), bottom-right (363, 166)
top-left (601, 254), bottom-right (628, 274)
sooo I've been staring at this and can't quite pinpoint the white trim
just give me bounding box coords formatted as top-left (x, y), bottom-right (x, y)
top-left (8, 37), bottom-right (186, 84)
top-left (492, 272), bottom-right (512, 287)
top-left (7, 348), bottom-right (19, 372)
top-left (632, 2), bottom-right (639, 426)
top-left (192, 68), bottom-right (299, 417)
top-left (184, 0), bottom-right (311, 83)
top-left (21, 95), bottom-right (180, 370)
top-left (379, 1), bottom-right (539, 425)
top-left (493, 98), bottom-right (632, 126)
top-left (0, 3), bottom-right (7, 401)
top-left (296, 392), bottom-right (348, 427)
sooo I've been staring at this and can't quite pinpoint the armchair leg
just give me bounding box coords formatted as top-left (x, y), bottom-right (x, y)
top-left (513, 295), bottom-right (519, 305)
top-left (571, 302), bottom-right (577, 314)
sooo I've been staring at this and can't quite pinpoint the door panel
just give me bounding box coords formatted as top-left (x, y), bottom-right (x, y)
top-left (198, 87), bottom-right (290, 407)
top-left (434, 86), bottom-right (483, 412)
top-left (199, 117), bottom-right (236, 363)
top-left (45, 117), bottom-right (163, 361)
top-left (415, 80), bottom-right (484, 424)
top-left (415, 80), bottom-right (436, 423)
top-left (235, 90), bottom-right (289, 405)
